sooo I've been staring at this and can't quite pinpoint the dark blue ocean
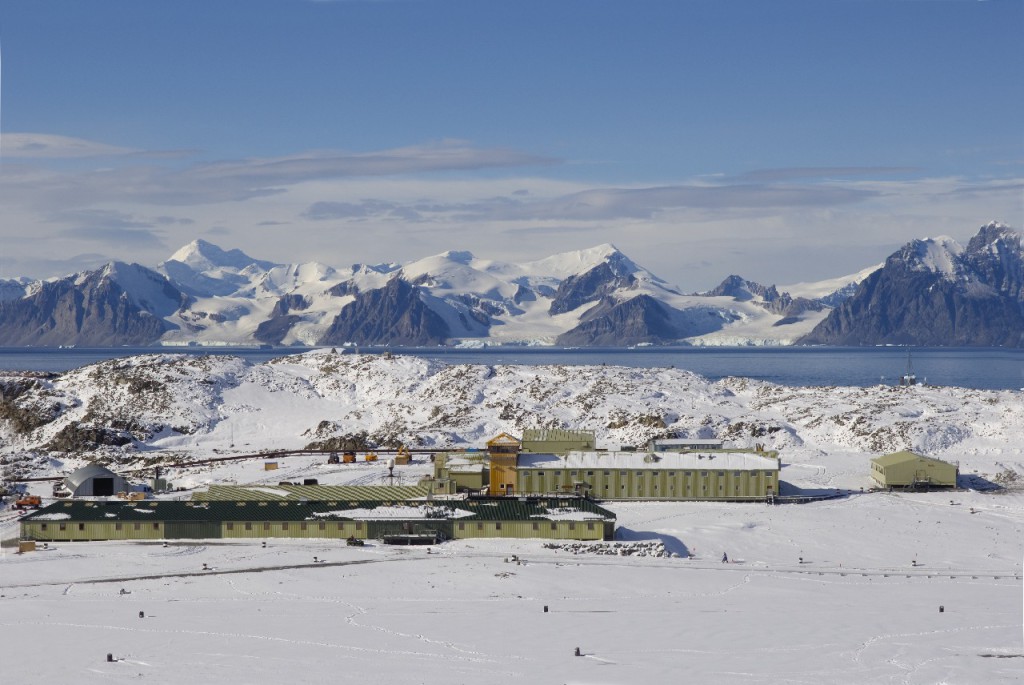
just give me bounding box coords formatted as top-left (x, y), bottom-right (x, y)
top-left (0, 346), bottom-right (1020, 391)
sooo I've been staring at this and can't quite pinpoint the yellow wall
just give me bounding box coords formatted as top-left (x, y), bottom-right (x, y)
top-left (517, 466), bottom-right (778, 500)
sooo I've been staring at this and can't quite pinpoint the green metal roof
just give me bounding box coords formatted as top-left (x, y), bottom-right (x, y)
top-left (22, 497), bottom-right (616, 524)
top-left (192, 484), bottom-right (432, 502)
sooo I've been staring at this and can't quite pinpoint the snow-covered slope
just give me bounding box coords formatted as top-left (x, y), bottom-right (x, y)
top-left (2, 351), bottom-right (1020, 486)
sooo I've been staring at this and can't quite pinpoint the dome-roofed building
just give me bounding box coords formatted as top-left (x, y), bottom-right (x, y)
top-left (63, 464), bottom-right (129, 497)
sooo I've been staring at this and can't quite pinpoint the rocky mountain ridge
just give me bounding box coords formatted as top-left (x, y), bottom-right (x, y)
top-left (800, 222), bottom-right (1024, 347)
top-left (0, 241), bottom-right (852, 347)
top-left (0, 223), bottom-right (1017, 347)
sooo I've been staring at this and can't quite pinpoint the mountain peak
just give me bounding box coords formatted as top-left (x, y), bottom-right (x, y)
top-left (526, 243), bottom-right (636, 280)
top-left (897, 236), bottom-right (964, 277)
top-left (166, 239), bottom-right (276, 272)
top-left (968, 221), bottom-right (1021, 252)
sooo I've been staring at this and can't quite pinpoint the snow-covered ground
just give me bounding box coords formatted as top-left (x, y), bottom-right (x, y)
top-left (2, 485), bottom-right (1022, 684)
top-left (2, 351), bottom-right (1022, 682)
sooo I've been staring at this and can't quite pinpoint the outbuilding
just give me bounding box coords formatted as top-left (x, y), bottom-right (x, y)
top-left (870, 451), bottom-right (958, 488)
top-left (63, 464), bottom-right (129, 497)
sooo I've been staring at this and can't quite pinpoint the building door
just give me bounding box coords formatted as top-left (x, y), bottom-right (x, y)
top-left (92, 477), bottom-right (114, 496)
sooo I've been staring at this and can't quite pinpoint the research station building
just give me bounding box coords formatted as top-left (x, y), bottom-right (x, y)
top-left (517, 449), bottom-right (780, 501)
top-left (19, 497), bottom-right (615, 543)
top-left (870, 451), bottom-right (958, 488)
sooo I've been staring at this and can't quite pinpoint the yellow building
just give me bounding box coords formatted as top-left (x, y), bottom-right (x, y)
top-left (870, 451), bottom-right (958, 488)
top-left (516, 450), bottom-right (781, 501)
top-left (487, 432), bottom-right (521, 495)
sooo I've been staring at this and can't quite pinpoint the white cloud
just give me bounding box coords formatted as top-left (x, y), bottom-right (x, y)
top-left (0, 135), bottom-right (1019, 290)
top-left (2, 133), bottom-right (142, 159)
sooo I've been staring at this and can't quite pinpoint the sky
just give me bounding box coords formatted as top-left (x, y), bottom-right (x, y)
top-left (0, 0), bottom-right (1021, 291)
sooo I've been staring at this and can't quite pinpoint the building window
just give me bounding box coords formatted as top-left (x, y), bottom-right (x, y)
top-left (569, 522), bottom-right (576, 531)
top-left (78, 523), bottom-right (85, 530)
top-left (153, 523), bottom-right (159, 530)
top-left (477, 522), bottom-right (483, 530)
top-left (586, 471), bottom-right (593, 476)
top-left (245, 523), bottom-right (252, 531)
top-left (532, 522), bottom-right (539, 531)
top-left (495, 522), bottom-right (502, 530)
top-left (620, 471), bottom-right (627, 476)
top-left (356, 521), bottom-right (364, 530)
top-left (133, 523), bottom-right (141, 531)
top-left (550, 522), bottom-right (557, 530)
top-left (300, 523), bottom-right (307, 531)
top-left (263, 523), bottom-right (271, 531)
top-left (587, 522), bottom-right (595, 530)
top-left (60, 523), bottom-right (67, 531)
top-left (281, 522), bottom-right (289, 531)
top-left (718, 472), bottom-right (724, 477)
top-left (458, 522), bottom-right (465, 531)
top-left (115, 522), bottom-right (122, 531)
top-left (41, 523), bottom-right (48, 531)
top-left (226, 523), bottom-right (234, 530)
top-left (318, 522), bottom-right (326, 530)
top-left (604, 471), bottom-right (610, 476)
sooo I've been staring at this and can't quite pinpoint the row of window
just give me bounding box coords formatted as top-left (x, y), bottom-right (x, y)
top-left (36, 521), bottom-right (369, 532)
top-left (456, 521), bottom-right (596, 531)
top-left (39, 522), bottom-right (160, 531)
top-left (225, 521), bottom-right (363, 531)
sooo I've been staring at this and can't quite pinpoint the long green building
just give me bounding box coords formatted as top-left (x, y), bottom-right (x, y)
top-left (19, 497), bottom-right (615, 543)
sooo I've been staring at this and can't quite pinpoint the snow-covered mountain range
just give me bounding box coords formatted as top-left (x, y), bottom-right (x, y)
top-left (0, 222), bottom-right (1019, 347)
top-left (1, 350), bottom-right (1020, 481)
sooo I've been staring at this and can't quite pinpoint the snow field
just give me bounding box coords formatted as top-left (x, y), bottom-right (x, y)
top-left (2, 487), bottom-right (1021, 684)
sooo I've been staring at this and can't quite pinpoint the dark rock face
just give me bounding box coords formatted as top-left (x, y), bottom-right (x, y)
top-left (0, 264), bottom-right (183, 347)
top-left (549, 261), bottom-right (637, 315)
top-left (45, 421), bottom-right (134, 452)
top-left (318, 277), bottom-right (450, 346)
top-left (254, 294), bottom-right (310, 345)
top-left (800, 224), bottom-right (1024, 347)
top-left (705, 275), bottom-right (823, 317)
top-left (556, 295), bottom-right (678, 346)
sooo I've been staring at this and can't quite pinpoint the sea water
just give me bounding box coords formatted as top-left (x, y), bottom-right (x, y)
top-left (0, 346), bottom-right (1021, 391)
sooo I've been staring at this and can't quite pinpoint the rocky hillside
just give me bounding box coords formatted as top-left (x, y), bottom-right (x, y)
top-left (0, 263), bottom-right (186, 346)
top-left (1, 350), bottom-right (1019, 479)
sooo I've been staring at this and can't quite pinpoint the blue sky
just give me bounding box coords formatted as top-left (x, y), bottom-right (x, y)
top-left (1, 0), bottom-right (1021, 290)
